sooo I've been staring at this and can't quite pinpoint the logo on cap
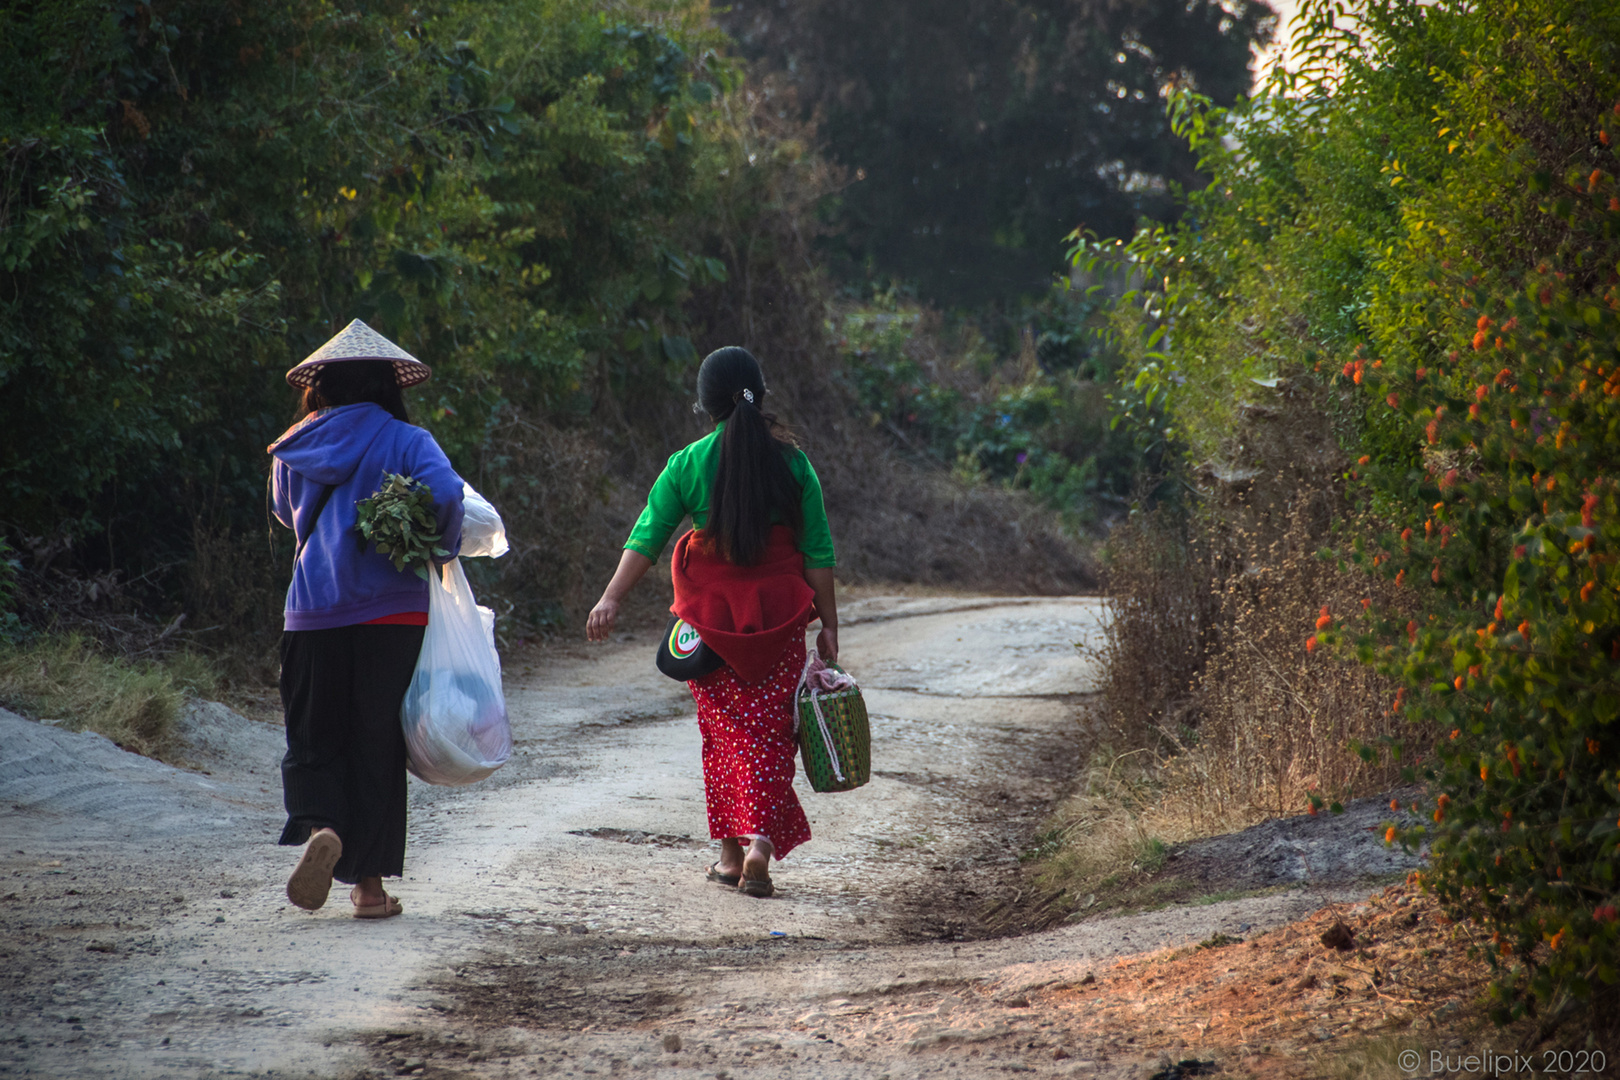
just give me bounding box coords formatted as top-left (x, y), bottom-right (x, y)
top-left (669, 619), bottom-right (703, 659)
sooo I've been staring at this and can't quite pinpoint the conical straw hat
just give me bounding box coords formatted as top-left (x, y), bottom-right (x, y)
top-left (285, 319), bottom-right (432, 389)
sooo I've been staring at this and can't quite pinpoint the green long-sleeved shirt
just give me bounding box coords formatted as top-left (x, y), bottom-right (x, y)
top-left (625, 424), bottom-right (837, 567)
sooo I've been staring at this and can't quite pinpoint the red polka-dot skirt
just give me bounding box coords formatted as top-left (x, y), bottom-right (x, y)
top-left (687, 630), bottom-right (812, 859)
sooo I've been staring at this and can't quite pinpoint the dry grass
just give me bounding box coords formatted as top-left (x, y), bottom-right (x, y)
top-left (1044, 385), bottom-right (1420, 897)
top-left (0, 634), bottom-right (190, 759)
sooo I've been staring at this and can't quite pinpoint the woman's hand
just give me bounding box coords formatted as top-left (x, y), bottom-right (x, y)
top-left (586, 597), bottom-right (620, 642)
top-left (586, 549), bottom-right (655, 643)
top-left (816, 624), bottom-right (838, 665)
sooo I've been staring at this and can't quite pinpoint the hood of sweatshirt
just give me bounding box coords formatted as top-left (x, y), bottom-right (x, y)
top-left (267, 403), bottom-right (395, 487)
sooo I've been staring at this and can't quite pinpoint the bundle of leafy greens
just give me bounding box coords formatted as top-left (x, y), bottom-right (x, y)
top-left (355, 474), bottom-right (449, 580)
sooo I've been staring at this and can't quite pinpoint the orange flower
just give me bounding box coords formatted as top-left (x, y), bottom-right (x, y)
top-left (1549, 927), bottom-right (1566, 951)
top-left (1307, 801), bottom-right (1319, 817)
top-left (1306, 636), bottom-right (1318, 653)
top-left (1583, 492), bottom-right (1598, 528)
top-left (1518, 620), bottom-right (1531, 641)
top-left (1357, 455), bottom-right (1370, 465)
top-left (1432, 559), bottom-right (1442, 583)
top-left (1389, 798), bottom-right (1400, 811)
top-left (1387, 392), bottom-right (1400, 408)
top-left (1416, 366), bottom-right (1427, 381)
top-left (1449, 728), bottom-right (1460, 740)
top-left (1494, 367), bottom-right (1513, 385)
top-left (1408, 620), bottom-right (1418, 642)
top-left (1588, 738), bottom-right (1600, 756)
top-left (1472, 329), bottom-right (1488, 350)
top-left (1396, 569), bottom-right (1406, 587)
top-left (1454, 675), bottom-right (1465, 690)
top-left (1426, 417), bottom-right (1440, 444)
top-left (1316, 606), bottom-right (1333, 630)
top-left (1476, 384), bottom-right (1489, 401)
top-left (1442, 468), bottom-right (1459, 489)
top-left (1480, 763), bottom-right (1489, 781)
top-left (1582, 581), bottom-right (1596, 602)
top-left (1494, 595), bottom-right (1504, 621)
top-left (1384, 826), bottom-right (1397, 843)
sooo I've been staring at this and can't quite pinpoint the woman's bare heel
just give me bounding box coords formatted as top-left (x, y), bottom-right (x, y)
top-left (739, 836), bottom-right (774, 898)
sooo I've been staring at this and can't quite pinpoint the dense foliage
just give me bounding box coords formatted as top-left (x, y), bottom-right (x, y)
top-left (1091, 0), bottom-right (1620, 1026)
top-left (836, 290), bottom-right (1142, 527)
top-left (717, 0), bottom-right (1274, 308)
top-left (0, 0), bottom-right (777, 629)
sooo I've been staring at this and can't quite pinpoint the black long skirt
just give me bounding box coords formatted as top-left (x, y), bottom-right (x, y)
top-left (278, 624), bottom-right (425, 884)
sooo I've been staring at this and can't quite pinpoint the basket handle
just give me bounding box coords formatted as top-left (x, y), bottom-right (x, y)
top-left (795, 652), bottom-right (846, 784)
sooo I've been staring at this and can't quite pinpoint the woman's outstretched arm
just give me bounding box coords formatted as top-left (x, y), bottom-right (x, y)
top-left (586, 549), bottom-right (655, 642)
top-left (804, 566), bottom-right (838, 663)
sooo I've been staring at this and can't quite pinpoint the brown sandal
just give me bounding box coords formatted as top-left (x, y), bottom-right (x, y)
top-left (739, 875), bottom-right (775, 898)
top-left (350, 887), bottom-right (403, 919)
top-left (706, 862), bottom-right (741, 887)
top-left (286, 829), bottom-right (342, 911)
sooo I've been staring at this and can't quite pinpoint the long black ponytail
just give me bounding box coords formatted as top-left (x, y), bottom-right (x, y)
top-left (696, 347), bottom-right (803, 566)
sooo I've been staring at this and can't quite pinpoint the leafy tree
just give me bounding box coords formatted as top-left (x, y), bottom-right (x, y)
top-left (1091, 0), bottom-right (1620, 1028)
top-left (0, 0), bottom-right (741, 608)
top-left (717, 0), bottom-right (1274, 307)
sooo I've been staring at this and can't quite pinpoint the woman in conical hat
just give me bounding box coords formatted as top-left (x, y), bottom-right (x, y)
top-left (269, 320), bottom-right (465, 919)
top-left (586, 346), bottom-right (839, 898)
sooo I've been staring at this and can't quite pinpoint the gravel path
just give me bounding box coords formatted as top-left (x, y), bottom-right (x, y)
top-left (0, 596), bottom-right (1404, 1080)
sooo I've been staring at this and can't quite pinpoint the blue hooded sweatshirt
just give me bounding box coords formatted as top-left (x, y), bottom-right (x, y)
top-left (269, 403), bottom-right (465, 631)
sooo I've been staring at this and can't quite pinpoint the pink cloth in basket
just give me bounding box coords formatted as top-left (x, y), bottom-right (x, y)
top-left (802, 653), bottom-right (855, 693)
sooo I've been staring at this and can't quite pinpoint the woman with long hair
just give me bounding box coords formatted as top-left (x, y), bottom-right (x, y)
top-left (586, 346), bottom-right (837, 897)
top-left (269, 320), bottom-right (464, 918)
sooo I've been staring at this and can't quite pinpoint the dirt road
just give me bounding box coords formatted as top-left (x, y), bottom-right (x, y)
top-left (0, 596), bottom-right (1389, 1080)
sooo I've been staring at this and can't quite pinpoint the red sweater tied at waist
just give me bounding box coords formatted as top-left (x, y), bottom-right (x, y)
top-left (670, 525), bottom-right (817, 684)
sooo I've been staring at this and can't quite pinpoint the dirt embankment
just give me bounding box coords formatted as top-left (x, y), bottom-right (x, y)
top-left (0, 595), bottom-right (1450, 1080)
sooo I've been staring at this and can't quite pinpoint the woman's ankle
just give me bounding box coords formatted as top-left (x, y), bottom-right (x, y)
top-left (742, 836), bottom-right (773, 875)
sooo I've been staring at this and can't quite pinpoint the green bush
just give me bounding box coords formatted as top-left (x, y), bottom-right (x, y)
top-left (836, 292), bottom-right (1139, 527)
top-left (1089, 0), bottom-right (1620, 1026)
top-left (0, 0), bottom-right (827, 636)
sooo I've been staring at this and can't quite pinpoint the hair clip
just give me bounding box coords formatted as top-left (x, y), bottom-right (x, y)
top-left (740, 388), bottom-right (755, 404)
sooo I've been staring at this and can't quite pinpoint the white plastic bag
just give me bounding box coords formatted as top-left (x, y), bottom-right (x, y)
top-left (460, 482), bottom-right (509, 558)
top-left (400, 557), bottom-right (512, 785)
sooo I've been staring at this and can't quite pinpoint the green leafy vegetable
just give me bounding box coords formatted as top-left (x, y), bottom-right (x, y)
top-left (354, 474), bottom-right (450, 581)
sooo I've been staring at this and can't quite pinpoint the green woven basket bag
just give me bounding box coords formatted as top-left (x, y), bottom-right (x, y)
top-left (796, 664), bottom-right (871, 793)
